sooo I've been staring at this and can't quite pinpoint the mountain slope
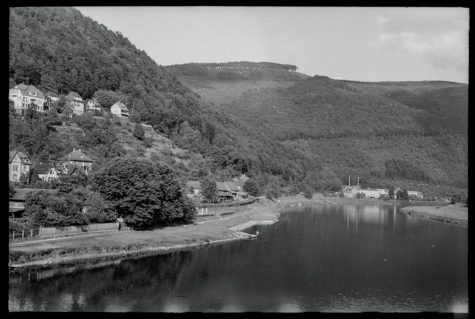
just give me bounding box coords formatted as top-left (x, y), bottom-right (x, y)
top-left (168, 63), bottom-right (468, 194)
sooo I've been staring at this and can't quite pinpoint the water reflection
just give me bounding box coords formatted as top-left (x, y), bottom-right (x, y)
top-left (10, 204), bottom-right (467, 312)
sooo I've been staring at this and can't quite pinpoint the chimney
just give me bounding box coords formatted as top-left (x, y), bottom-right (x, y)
top-left (357, 176), bottom-right (359, 187)
top-left (348, 175), bottom-right (351, 187)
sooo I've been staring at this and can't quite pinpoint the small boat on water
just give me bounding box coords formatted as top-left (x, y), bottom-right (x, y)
top-left (248, 230), bottom-right (259, 239)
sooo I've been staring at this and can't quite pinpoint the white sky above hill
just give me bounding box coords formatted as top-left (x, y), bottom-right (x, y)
top-left (76, 7), bottom-right (468, 83)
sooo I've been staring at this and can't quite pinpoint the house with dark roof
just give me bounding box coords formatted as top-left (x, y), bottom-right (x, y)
top-left (30, 163), bottom-right (60, 183)
top-left (217, 181), bottom-right (247, 200)
top-left (111, 101), bottom-right (130, 117)
top-left (9, 84), bottom-right (46, 114)
top-left (66, 91), bottom-right (85, 115)
top-left (58, 148), bottom-right (93, 174)
top-left (9, 150), bottom-right (31, 182)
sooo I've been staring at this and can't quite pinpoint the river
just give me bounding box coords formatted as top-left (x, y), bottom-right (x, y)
top-left (9, 204), bottom-right (468, 312)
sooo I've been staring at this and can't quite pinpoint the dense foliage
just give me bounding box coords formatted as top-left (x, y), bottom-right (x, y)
top-left (22, 188), bottom-right (116, 228)
top-left (243, 179), bottom-right (260, 197)
top-left (91, 157), bottom-right (195, 230)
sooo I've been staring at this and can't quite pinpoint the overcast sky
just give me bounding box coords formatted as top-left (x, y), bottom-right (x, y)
top-left (76, 7), bottom-right (469, 83)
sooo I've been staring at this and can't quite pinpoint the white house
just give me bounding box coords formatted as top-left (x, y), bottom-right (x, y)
top-left (66, 91), bottom-right (85, 115)
top-left (408, 190), bottom-right (424, 199)
top-left (9, 84), bottom-right (46, 114)
top-left (111, 101), bottom-right (130, 117)
top-left (85, 98), bottom-right (101, 112)
top-left (32, 163), bottom-right (60, 182)
top-left (9, 150), bottom-right (31, 182)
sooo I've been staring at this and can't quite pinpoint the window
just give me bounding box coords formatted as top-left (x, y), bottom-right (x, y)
top-left (12, 166), bottom-right (18, 172)
top-left (12, 174), bottom-right (17, 181)
top-left (23, 166), bottom-right (28, 172)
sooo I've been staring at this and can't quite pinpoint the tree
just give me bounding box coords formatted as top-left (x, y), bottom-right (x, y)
top-left (388, 187), bottom-right (395, 199)
top-left (23, 191), bottom-right (88, 228)
top-left (91, 157), bottom-right (194, 230)
top-left (243, 179), bottom-right (261, 197)
top-left (133, 123), bottom-right (145, 140)
top-left (53, 171), bottom-right (89, 194)
top-left (201, 178), bottom-right (218, 203)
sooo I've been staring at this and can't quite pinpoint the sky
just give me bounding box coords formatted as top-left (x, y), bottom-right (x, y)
top-left (76, 7), bottom-right (469, 83)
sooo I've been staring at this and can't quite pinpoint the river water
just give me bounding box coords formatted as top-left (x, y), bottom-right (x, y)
top-left (9, 204), bottom-right (468, 312)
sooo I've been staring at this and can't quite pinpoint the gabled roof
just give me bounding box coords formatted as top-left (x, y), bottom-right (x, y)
top-left (9, 150), bottom-right (31, 165)
top-left (45, 91), bottom-right (59, 98)
top-left (217, 181), bottom-right (240, 192)
top-left (32, 163), bottom-right (57, 175)
top-left (58, 148), bottom-right (93, 162)
top-left (11, 84), bottom-right (45, 99)
top-left (66, 91), bottom-right (84, 101)
top-left (112, 101), bottom-right (129, 111)
top-left (218, 190), bottom-right (233, 197)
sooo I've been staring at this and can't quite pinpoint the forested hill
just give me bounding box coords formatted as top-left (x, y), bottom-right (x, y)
top-left (168, 63), bottom-right (468, 195)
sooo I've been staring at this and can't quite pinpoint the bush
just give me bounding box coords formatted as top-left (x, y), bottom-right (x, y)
top-left (243, 179), bottom-right (261, 197)
top-left (303, 187), bottom-right (313, 199)
top-left (133, 123), bottom-right (145, 140)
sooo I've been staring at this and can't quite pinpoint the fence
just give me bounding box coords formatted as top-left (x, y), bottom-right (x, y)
top-left (9, 222), bottom-right (119, 243)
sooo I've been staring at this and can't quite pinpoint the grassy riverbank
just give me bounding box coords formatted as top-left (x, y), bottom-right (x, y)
top-left (9, 198), bottom-right (284, 268)
top-left (400, 204), bottom-right (468, 227)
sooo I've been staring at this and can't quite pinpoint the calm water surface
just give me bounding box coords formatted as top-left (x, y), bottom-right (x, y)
top-left (9, 204), bottom-right (468, 312)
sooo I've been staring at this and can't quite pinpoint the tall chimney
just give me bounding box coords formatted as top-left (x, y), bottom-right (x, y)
top-left (357, 176), bottom-right (359, 187)
top-left (348, 175), bottom-right (351, 187)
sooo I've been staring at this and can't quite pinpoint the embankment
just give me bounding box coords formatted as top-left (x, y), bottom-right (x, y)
top-left (9, 199), bottom-right (282, 269)
top-left (400, 204), bottom-right (467, 227)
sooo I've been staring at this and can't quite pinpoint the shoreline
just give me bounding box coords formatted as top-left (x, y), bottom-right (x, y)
top-left (8, 195), bottom-right (454, 270)
top-left (400, 204), bottom-right (467, 227)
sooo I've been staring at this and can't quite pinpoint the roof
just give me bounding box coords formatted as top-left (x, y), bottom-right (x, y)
top-left (186, 181), bottom-right (202, 189)
top-left (32, 163), bottom-right (57, 175)
top-left (218, 190), bottom-right (233, 197)
top-left (10, 188), bottom-right (59, 201)
top-left (45, 91), bottom-right (59, 98)
top-left (59, 148), bottom-right (93, 162)
top-left (112, 101), bottom-right (129, 111)
top-left (9, 151), bottom-right (31, 165)
top-left (66, 91), bottom-right (83, 101)
top-left (217, 181), bottom-right (240, 192)
top-left (11, 84), bottom-right (45, 99)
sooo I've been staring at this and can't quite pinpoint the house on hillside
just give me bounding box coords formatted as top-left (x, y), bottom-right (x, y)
top-left (9, 188), bottom-right (59, 218)
top-left (217, 181), bottom-right (247, 200)
top-left (408, 190), bottom-right (424, 199)
top-left (85, 98), bottom-right (101, 113)
top-left (66, 91), bottom-right (85, 115)
top-left (9, 84), bottom-right (46, 114)
top-left (217, 190), bottom-right (234, 202)
top-left (9, 151), bottom-right (31, 182)
top-left (111, 101), bottom-right (130, 117)
top-left (44, 91), bottom-right (60, 111)
top-left (30, 163), bottom-right (60, 183)
top-left (58, 148), bottom-right (93, 175)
